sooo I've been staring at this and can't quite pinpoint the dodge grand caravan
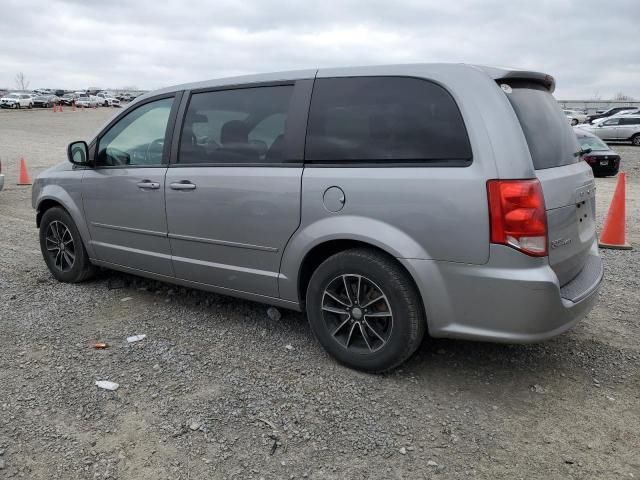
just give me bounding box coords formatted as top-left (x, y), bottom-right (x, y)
top-left (33, 64), bottom-right (603, 372)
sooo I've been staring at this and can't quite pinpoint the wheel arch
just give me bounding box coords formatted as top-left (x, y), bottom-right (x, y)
top-left (279, 217), bottom-right (429, 324)
top-left (35, 188), bottom-right (95, 258)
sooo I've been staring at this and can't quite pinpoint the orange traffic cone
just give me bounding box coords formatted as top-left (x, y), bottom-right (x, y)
top-left (59, 103), bottom-right (63, 112)
top-left (599, 172), bottom-right (631, 250)
top-left (53, 104), bottom-right (57, 113)
top-left (17, 157), bottom-right (32, 185)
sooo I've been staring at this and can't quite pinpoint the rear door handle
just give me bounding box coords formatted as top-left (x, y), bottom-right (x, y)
top-left (170, 181), bottom-right (196, 191)
top-left (137, 180), bottom-right (160, 189)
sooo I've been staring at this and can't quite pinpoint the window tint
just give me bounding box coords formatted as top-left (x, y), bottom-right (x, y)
top-left (504, 83), bottom-right (579, 170)
top-left (620, 117), bottom-right (640, 125)
top-left (97, 97), bottom-right (174, 167)
top-left (305, 77), bottom-right (471, 163)
top-left (179, 86), bottom-right (293, 164)
top-left (602, 118), bottom-right (620, 126)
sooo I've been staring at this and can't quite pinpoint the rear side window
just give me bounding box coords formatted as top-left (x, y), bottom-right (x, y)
top-left (305, 77), bottom-right (472, 164)
top-left (179, 86), bottom-right (293, 164)
top-left (621, 117), bottom-right (640, 125)
top-left (504, 82), bottom-right (579, 170)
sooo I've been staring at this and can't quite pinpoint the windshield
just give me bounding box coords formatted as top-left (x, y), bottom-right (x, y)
top-left (6, 94), bottom-right (19, 99)
top-left (578, 135), bottom-right (609, 152)
top-left (503, 82), bottom-right (579, 170)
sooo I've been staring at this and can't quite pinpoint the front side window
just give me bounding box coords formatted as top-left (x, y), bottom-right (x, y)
top-left (602, 118), bottom-right (621, 126)
top-left (179, 86), bottom-right (293, 164)
top-left (97, 97), bottom-right (174, 167)
top-left (305, 77), bottom-right (472, 163)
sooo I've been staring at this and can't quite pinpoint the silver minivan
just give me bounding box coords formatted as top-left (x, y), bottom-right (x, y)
top-left (33, 64), bottom-right (603, 372)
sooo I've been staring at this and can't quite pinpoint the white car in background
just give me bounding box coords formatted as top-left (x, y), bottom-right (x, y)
top-left (0, 92), bottom-right (34, 109)
top-left (75, 95), bottom-right (99, 108)
top-left (563, 109), bottom-right (587, 125)
top-left (96, 92), bottom-right (121, 107)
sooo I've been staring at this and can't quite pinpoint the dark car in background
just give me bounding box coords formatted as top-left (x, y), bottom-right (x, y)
top-left (60, 93), bottom-right (78, 106)
top-left (33, 94), bottom-right (59, 108)
top-left (586, 107), bottom-right (636, 124)
top-left (576, 129), bottom-right (620, 176)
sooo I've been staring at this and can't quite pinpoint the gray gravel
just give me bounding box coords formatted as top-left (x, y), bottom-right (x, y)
top-left (0, 109), bottom-right (639, 479)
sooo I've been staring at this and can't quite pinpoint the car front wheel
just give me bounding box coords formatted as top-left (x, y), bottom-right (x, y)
top-left (39, 207), bottom-right (95, 283)
top-left (632, 134), bottom-right (640, 147)
top-left (306, 248), bottom-right (426, 372)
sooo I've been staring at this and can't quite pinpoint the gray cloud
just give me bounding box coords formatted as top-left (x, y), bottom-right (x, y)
top-left (1, 0), bottom-right (637, 99)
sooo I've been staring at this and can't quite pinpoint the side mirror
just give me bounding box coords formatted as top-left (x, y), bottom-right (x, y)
top-left (67, 140), bottom-right (90, 166)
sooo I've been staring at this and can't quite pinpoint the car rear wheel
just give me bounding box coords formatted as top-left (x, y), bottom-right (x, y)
top-left (39, 207), bottom-right (95, 283)
top-left (632, 134), bottom-right (640, 147)
top-left (571, 118), bottom-right (578, 126)
top-left (306, 248), bottom-right (426, 372)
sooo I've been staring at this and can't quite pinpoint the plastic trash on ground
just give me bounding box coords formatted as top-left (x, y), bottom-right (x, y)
top-left (127, 334), bottom-right (146, 343)
top-left (95, 380), bottom-right (119, 391)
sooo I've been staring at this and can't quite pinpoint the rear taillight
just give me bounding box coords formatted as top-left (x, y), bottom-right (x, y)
top-left (583, 155), bottom-right (596, 164)
top-left (487, 179), bottom-right (548, 257)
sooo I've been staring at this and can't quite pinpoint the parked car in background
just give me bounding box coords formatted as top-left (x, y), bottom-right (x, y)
top-left (0, 92), bottom-right (33, 109)
top-left (60, 93), bottom-right (78, 106)
top-left (75, 95), bottom-right (99, 108)
top-left (33, 94), bottom-right (59, 108)
top-left (96, 92), bottom-right (121, 107)
top-left (586, 107), bottom-right (637, 124)
top-left (580, 115), bottom-right (640, 146)
top-left (575, 129), bottom-right (620, 176)
top-left (33, 64), bottom-right (603, 372)
top-left (564, 109), bottom-right (587, 125)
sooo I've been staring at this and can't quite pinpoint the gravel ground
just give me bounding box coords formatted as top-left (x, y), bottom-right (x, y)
top-left (0, 109), bottom-right (638, 479)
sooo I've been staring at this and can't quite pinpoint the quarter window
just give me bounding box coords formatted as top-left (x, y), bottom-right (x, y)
top-left (305, 77), bottom-right (472, 163)
top-left (178, 86), bottom-right (293, 164)
top-left (97, 97), bottom-right (174, 167)
top-left (620, 118), bottom-right (640, 125)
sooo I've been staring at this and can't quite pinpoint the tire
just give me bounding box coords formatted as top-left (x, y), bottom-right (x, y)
top-left (28, 103), bottom-right (33, 109)
top-left (14, 103), bottom-right (19, 109)
top-left (103, 101), bottom-right (108, 107)
top-left (306, 248), bottom-right (426, 372)
top-left (571, 118), bottom-right (578, 126)
top-left (632, 134), bottom-right (640, 147)
top-left (39, 207), bottom-right (95, 283)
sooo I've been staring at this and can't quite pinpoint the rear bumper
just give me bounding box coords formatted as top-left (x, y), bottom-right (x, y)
top-left (401, 243), bottom-right (603, 343)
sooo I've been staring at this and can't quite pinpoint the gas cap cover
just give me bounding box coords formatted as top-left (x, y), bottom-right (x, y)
top-left (323, 186), bottom-right (346, 212)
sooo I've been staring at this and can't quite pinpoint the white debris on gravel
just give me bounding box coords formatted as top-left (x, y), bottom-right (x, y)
top-left (95, 380), bottom-right (119, 391)
top-left (126, 334), bottom-right (146, 343)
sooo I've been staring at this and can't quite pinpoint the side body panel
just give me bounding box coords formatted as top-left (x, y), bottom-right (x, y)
top-left (280, 64), bottom-right (516, 303)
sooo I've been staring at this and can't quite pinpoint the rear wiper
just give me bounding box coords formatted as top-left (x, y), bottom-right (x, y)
top-left (575, 147), bottom-right (592, 157)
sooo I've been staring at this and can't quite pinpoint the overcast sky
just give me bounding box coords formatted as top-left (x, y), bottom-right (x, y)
top-left (1, 0), bottom-right (637, 99)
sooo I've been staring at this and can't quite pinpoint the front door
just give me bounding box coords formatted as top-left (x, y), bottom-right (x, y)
top-left (82, 96), bottom-right (178, 276)
top-left (165, 83), bottom-right (310, 298)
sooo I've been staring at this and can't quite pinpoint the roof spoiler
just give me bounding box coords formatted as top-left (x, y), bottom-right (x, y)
top-left (472, 65), bottom-right (556, 93)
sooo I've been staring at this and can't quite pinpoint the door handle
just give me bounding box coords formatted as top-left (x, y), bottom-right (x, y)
top-left (170, 181), bottom-right (196, 191)
top-left (137, 180), bottom-right (160, 189)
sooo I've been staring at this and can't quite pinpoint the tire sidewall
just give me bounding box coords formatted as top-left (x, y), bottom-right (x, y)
top-left (306, 252), bottom-right (422, 372)
top-left (632, 134), bottom-right (640, 146)
top-left (39, 208), bottom-right (90, 282)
